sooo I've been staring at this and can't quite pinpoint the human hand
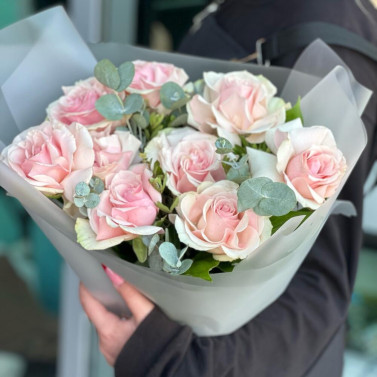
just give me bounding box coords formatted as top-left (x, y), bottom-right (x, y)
top-left (79, 268), bottom-right (155, 366)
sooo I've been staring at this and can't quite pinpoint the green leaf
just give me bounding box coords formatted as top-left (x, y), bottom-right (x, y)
top-left (184, 252), bottom-right (220, 281)
top-left (226, 155), bottom-right (250, 184)
top-left (148, 234), bottom-right (160, 255)
top-left (132, 237), bottom-right (148, 263)
top-left (156, 201), bottom-right (170, 213)
top-left (75, 182), bottom-right (90, 197)
top-left (270, 209), bottom-right (313, 234)
top-left (94, 59), bottom-right (120, 90)
top-left (169, 196), bottom-right (180, 212)
top-left (237, 177), bottom-right (296, 216)
top-left (150, 113), bottom-right (164, 129)
top-left (79, 206), bottom-right (88, 217)
top-left (159, 242), bottom-right (179, 267)
top-left (95, 94), bottom-right (124, 120)
top-left (117, 61), bottom-right (135, 91)
top-left (160, 82), bottom-right (186, 109)
top-left (286, 97), bottom-right (304, 123)
top-left (169, 96), bottom-right (190, 111)
top-left (123, 93), bottom-right (143, 114)
top-left (83, 193), bottom-right (100, 208)
top-left (169, 113), bottom-right (188, 127)
top-left (218, 261), bottom-right (237, 273)
top-left (89, 177), bottom-right (104, 194)
top-left (73, 196), bottom-right (85, 208)
top-left (130, 113), bottom-right (148, 129)
top-left (215, 137), bottom-right (233, 154)
top-left (177, 259), bottom-right (193, 274)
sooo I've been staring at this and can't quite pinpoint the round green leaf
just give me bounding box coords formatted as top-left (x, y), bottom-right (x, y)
top-left (160, 82), bottom-right (185, 109)
top-left (95, 94), bottom-right (124, 120)
top-left (89, 177), bottom-right (105, 194)
top-left (117, 61), bottom-right (135, 91)
top-left (73, 196), bottom-right (85, 208)
top-left (215, 137), bottom-right (233, 154)
top-left (123, 93), bottom-right (143, 114)
top-left (130, 113), bottom-right (148, 129)
top-left (84, 193), bottom-right (100, 208)
top-left (169, 113), bottom-right (188, 127)
top-left (254, 182), bottom-right (297, 216)
top-left (237, 177), bottom-right (296, 216)
top-left (75, 182), bottom-right (90, 197)
top-left (94, 59), bottom-right (120, 90)
top-left (159, 242), bottom-right (179, 267)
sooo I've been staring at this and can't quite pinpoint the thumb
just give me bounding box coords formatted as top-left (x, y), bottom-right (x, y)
top-left (104, 266), bottom-right (154, 323)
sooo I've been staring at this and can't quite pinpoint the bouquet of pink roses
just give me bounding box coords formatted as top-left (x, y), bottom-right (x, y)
top-left (0, 8), bottom-right (370, 335)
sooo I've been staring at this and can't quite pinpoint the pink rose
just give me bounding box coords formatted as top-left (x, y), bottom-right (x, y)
top-left (1, 121), bottom-right (94, 201)
top-left (187, 71), bottom-right (286, 145)
top-left (90, 128), bottom-right (141, 180)
top-left (76, 164), bottom-right (162, 250)
top-left (145, 127), bottom-right (226, 195)
top-left (265, 122), bottom-right (347, 209)
top-left (127, 60), bottom-right (188, 110)
top-left (47, 77), bottom-right (124, 130)
top-left (171, 181), bottom-right (271, 261)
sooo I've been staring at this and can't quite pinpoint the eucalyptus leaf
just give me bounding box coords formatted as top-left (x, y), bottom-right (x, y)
top-left (226, 155), bottom-right (250, 184)
top-left (89, 177), bottom-right (104, 194)
top-left (170, 96), bottom-right (190, 111)
top-left (215, 137), bottom-right (233, 154)
top-left (73, 196), bottom-right (85, 208)
top-left (184, 252), bottom-right (220, 281)
top-left (95, 94), bottom-right (124, 120)
top-left (159, 242), bottom-right (178, 267)
top-left (148, 249), bottom-right (164, 271)
top-left (169, 113), bottom-right (188, 127)
top-left (123, 93), bottom-right (143, 114)
top-left (94, 59), bottom-right (120, 90)
top-left (117, 61), bottom-right (135, 91)
top-left (79, 206), bottom-right (88, 217)
top-left (148, 234), bottom-right (160, 255)
top-left (177, 259), bottom-right (193, 274)
top-left (132, 237), bottom-right (148, 263)
top-left (83, 193), bottom-right (100, 208)
top-left (75, 182), bottom-right (90, 197)
top-left (160, 82), bottom-right (186, 109)
top-left (238, 177), bottom-right (296, 216)
top-left (130, 113), bottom-right (148, 129)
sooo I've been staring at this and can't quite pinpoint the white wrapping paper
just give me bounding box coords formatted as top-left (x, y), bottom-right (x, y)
top-left (0, 7), bottom-right (371, 336)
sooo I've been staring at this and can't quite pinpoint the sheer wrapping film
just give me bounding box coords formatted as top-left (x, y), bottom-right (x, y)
top-left (0, 7), bottom-right (371, 335)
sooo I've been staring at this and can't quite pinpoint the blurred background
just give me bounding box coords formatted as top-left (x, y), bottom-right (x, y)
top-left (0, 1), bottom-right (377, 376)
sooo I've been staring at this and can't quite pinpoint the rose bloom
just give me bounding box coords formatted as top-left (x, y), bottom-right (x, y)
top-left (90, 128), bottom-right (141, 180)
top-left (265, 121), bottom-right (347, 209)
top-left (187, 71), bottom-right (286, 145)
top-left (127, 60), bottom-right (188, 110)
top-left (76, 164), bottom-right (162, 250)
top-left (170, 181), bottom-right (271, 261)
top-left (145, 127), bottom-right (226, 195)
top-left (47, 77), bottom-right (123, 130)
top-left (1, 121), bottom-right (94, 201)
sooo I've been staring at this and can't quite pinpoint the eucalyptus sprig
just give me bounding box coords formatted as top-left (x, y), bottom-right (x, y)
top-left (73, 177), bottom-right (105, 216)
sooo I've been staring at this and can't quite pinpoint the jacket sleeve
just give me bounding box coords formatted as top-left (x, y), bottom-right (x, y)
top-left (114, 45), bottom-right (377, 377)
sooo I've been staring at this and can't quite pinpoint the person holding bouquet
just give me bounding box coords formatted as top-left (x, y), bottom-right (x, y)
top-left (78, 1), bottom-right (377, 376)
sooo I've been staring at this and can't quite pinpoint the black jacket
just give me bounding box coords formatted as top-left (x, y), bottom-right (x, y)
top-left (114, 1), bottom-right (377, 376)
